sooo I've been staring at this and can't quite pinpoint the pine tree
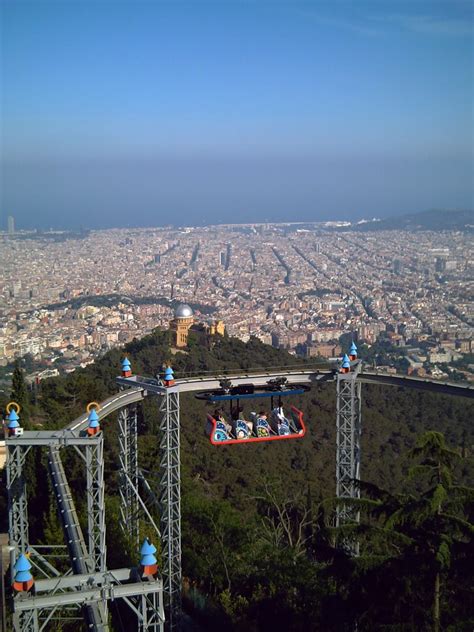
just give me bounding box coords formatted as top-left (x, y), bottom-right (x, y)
top-left (10, 360), bottom-right (31, 424)
top-left (345, 432), bottom-right (474, 631)
top-left (405, 431), bottom-right (474, 632)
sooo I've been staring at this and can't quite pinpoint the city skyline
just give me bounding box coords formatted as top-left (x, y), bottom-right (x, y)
top-left (1, 224), bottom-right (472, 386)
top-left (1, 0), bottom-right (473, 229)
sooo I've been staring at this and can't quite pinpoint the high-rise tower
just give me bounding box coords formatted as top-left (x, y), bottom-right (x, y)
top-left (7, 216), bottom-right (15, 234)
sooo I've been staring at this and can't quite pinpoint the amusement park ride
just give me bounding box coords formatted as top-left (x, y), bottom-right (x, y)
top-left (3, 343), bottom-right (474, 632)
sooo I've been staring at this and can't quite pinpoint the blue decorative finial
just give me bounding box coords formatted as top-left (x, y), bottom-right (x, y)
top-left (12, 554), bottom-right (34, 591)
top-left (350, 341), bottom-right (358, 354)
top-left (88, 409), bottom-right (99, 428)
top-left (140, 538), bottom-right (158, 575)
top-left (121, 357), bottom-right (132, 376)
top-left (7, 409), bottom-right (20, 429)
top-left (341, 354), bottom-right (351, 371)
top-left (87, 408), bottom-right (100, 435)
top-left (164, 366), bottom-right (174, 380)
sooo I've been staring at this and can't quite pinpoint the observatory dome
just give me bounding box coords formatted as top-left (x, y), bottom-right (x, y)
top-left (174, 303), bottom-right (193, 319)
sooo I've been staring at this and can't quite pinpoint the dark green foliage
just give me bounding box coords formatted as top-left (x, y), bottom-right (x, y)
top-left (338, 432), bottom-right (474, 631)
top-left (10, 361), bottom-right (30, 424)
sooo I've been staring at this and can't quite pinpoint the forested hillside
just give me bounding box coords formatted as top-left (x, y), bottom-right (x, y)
top-left (1, 330), bottom-right (473, 631)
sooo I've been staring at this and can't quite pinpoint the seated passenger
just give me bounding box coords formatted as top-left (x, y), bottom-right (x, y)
top-left (271, 407), bottom-right (291, 435)
top-left (255, 410), bottom-right (272, 437)
top-left (213, 409), bottom-right (233, 440)
top-left (235, 419), bottom-right (250, 439)
top-left (231, 406), bottom-right (253, 439)
top-left (213, 420), bottom-right (230, 442)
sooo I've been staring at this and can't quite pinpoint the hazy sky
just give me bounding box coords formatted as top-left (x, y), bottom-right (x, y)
top-left (1, 0), bottom-right (473, 229)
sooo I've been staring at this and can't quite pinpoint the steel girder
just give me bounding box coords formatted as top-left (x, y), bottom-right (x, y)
top-left (14, 570), bottom-right (164, 632)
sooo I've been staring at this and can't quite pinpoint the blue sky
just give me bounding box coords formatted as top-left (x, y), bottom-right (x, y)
top-left (1, 0), bottom-right (473, 228)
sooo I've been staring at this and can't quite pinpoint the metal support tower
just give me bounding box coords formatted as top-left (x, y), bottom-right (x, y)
top-left (159, 389), bottom-right (181, 630)
top-left (84, 436), bottom-right (107, 572)
top-left (336, 364), bottom-right (362, 540)
top-left (6, 445), bottom-right (30, 569)
top-left (118, 404), bottom-right (140, 548)
top-left (71, 434), bottom-right (107, 574)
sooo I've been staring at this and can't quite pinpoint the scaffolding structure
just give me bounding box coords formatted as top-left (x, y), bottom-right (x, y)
top-left (159, 389), bottom-right (182, 631)
top-left (86, 438), bottom-right (107, 572)
top-left (116, 376), bottom-right (182, 631)
top-left (5, 360), bottom-right (471, 632)
top-left (6, 429), bottom-right (164, 632)
top-left (118, 404), bottom-right (140, 549)
top-left (6, 444), bottom-right (30, 569)
top-left (7, 361), bottom-right (415, 631)
top-left (335, 364), bottom-right (362, 543)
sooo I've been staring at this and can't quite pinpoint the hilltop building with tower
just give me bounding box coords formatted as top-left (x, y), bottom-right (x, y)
top-left (169, 304), bottom-right (195, 348)
top-left (169, 304), bottom-right (225, 348)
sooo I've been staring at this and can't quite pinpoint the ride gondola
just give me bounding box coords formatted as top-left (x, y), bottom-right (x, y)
top-left (196, 378), bottom-right (309, 445)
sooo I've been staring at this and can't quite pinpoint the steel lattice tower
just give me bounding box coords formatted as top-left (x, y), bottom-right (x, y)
top-left (336, 364), bottom-right (362, 547)
top-left (83, 437), bottom-right (107, 572)
top-left (159, 388), bottom-right (182, 631)
top-left (118, 404), bottom-right (140, 549)
top-left (7, 428), bottom-right (164, 632)
top-left (6, 445), bottom-right (30, 569)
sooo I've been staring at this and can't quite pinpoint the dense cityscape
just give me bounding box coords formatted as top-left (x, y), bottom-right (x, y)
top-left (1, 222), bottom-right (472, 385)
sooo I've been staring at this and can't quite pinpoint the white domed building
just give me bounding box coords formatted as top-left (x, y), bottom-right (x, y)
top-left (170, 303), bottom-right (194, 347)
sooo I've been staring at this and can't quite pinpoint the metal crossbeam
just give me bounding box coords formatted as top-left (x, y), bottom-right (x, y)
top-left (14, 576), bottom-right (163, 610)
top-left (6, 430), bottom-right (105, 447)
top-left (34, 567), bottom-right (135, 592)
top-left (159, 389), bottom-right (182, 630)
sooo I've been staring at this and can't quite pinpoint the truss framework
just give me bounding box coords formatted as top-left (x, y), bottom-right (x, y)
top-left (6, 430), bottom-right (164, 632)
top-left (6, 365), bottom-right (373, 631)
top-left (336, 366), bottom-right (362, 550)
top-left (118, 404), bottom-right (140, 549)
top-left (159, 389), bottom-right (182, 631)
top-left (6, 445), bottom-right (31, 567)
top-left (14, 568), bottom-right (164, 632)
